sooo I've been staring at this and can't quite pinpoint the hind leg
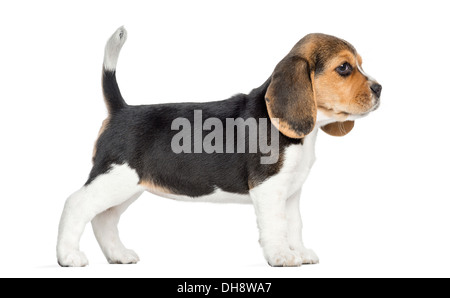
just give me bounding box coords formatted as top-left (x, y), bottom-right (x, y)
top-left (91, 193), bottom-right (142, 264)
top-left (57, 164), bottom-right (144, 267)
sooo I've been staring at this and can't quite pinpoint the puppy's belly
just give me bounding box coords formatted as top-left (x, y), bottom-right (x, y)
top-left (145, 187), bottom-right (253, 204)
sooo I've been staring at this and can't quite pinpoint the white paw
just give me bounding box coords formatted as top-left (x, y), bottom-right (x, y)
top-left (107, 249), bottom-right (140, 264)
top-left (292, 246), bottom-right (319, 264)
top-left (265, 247), bottom-right (303, 267)
top-left (58, 251), bottom-right (89, 267)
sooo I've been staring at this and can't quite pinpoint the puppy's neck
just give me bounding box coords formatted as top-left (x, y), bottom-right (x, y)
top-left (316, 110), bottom-right (337, 128)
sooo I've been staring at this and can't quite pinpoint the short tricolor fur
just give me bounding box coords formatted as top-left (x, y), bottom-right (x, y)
top-left (57, 27), bottom-right (381, 267)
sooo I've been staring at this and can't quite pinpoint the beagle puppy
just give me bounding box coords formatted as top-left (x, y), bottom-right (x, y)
top-left (57, 27), bottom-right (381, 267)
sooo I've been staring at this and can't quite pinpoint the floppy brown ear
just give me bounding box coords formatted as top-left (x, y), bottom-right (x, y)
top-left (265, 56), bottom-right (316, 139)
top-left (321, 121), bottom-right (355, 136)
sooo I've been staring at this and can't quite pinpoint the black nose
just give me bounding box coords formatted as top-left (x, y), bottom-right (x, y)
top-left (370, 83), bottom-right (382, 98)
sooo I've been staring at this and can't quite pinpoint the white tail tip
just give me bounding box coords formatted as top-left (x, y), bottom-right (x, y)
top-left (103, 26), bottom-right (128, 71)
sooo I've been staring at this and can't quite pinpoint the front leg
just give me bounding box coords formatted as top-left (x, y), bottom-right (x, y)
top-left (250, 185), bottom-right (302, 267)
top-left (286, 189), bottom-right (319, 264)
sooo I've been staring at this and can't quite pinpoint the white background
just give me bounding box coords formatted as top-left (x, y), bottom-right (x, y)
top-left (1, 0), bottom-right (449, 278)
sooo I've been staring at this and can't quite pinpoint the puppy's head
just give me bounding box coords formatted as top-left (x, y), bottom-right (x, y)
top-left (265, 33), bottom-right (381, 138)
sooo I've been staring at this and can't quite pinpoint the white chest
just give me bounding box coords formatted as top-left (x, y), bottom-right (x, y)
top-left (278, 128), bottom-right (317, 196)
top-left (248, 128), bottom-right (318, 201)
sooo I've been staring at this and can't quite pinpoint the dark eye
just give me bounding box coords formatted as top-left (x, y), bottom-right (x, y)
top-left (336, 62), bottom-right (353, 77)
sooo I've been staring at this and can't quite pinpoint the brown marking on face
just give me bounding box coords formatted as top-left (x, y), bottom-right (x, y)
top-left (139, 179), bottom-right (174, 195)
top-left (92, 117), bottom-right (110, 160)
top-left (314, 50), bottom-right (374, 117)
top-left (356, 54), bottom-right (363, 66)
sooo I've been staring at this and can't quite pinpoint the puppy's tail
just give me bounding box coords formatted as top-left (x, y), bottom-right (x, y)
top-left (102, 26), bottom-right (128, 114)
